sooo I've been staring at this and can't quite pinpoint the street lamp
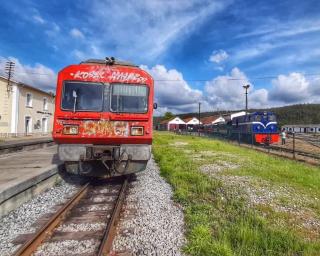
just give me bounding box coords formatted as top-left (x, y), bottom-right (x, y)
top-left (243, 84), bottom-right (250, 113)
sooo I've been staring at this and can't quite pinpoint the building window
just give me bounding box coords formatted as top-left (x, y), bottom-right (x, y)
top-left (26, 93), bottom-right (32, 107)
top-left (42, 118), bottom-right (48, 133)
top-left (43, 98), bottom-right (48, 111)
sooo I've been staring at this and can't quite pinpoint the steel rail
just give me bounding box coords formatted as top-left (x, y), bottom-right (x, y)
top-left (269, 145), bottom-right (320, 160)
top-left (14, 182), bottom-right (90, 256)
top-left (196, 131), bottom-right (320, 161)
top-left (97, 178), bottom-right (128, 256)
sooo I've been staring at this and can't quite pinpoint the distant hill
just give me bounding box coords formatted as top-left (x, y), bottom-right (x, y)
top-left (267, 104), bottom-right (320, 126)
top-left (153, 104), bottom-right (320, 127)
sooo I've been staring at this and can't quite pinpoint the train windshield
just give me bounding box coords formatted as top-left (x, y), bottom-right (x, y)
top-left (111, 84), bottom-right (148, 113)
top-left (62, 82), bottom-right (103, 111)
top-left (268, 114), bottom-right (277, 121)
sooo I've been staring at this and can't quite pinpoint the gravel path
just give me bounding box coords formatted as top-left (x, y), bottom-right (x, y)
top-left (112, 157), bottom-right (186, 256)
top-left (0, 181), bottom-right (78, 256)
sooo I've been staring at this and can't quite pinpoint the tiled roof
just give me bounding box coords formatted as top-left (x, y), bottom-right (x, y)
top-left (183, 117), bottom-right (194, 123)
top-left (159, 119), bottom-right (171, 124)
top-left (200, 115), bottom-right (220, 125)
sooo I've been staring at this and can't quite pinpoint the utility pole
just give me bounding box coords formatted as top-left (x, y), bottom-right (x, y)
top-left (242, 84), bottom-right (250, 113)
top-left (5, 61), bottom-right (15, 92)
top-left (198, 102), bottom-right (201, 137)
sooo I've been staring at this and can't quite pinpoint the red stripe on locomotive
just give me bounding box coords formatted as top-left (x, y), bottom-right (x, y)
top-left (255, 134), bottom-right (279, 144)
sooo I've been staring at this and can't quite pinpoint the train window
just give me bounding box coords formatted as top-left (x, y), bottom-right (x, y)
top-left (111, 84), bottom-right (148, 113)
top-left (61, 82), bottom-right (103, 111)
top-left (268, 114), bottom-right (276, 121)
top-left (255, 115), bottom-right (262, 122)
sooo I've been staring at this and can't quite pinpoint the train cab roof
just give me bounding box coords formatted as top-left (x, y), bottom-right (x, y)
top-left (80, 58), bottom-right (138, 67)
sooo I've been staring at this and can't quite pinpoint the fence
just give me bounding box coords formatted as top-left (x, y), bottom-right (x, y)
top-left (177, 129), bottom-right (320, 165)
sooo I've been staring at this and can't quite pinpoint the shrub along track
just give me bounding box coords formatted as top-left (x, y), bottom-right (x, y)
top-left (12, 177), bottom-right (128, 256)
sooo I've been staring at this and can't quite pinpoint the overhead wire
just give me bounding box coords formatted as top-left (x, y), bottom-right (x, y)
top-left (2, 71), bottom-right (320, 81)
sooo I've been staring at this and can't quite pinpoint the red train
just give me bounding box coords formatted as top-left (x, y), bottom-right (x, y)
top-left (53, 58), bottom-right (155, 177)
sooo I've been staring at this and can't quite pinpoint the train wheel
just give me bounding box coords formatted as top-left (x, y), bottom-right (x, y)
top-left (64, 162), bottom-right (79, 175)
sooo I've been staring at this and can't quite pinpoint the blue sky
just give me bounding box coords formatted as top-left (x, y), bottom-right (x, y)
top-left (0, 0), bottom-right (320, 115)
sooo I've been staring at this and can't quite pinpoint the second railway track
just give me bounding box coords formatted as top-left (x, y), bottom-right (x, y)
top-left (13, 177), bottom-right (128, 256)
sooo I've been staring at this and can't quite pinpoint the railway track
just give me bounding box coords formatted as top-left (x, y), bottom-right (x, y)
top-left (13, 177), bottom-right (128, 256)
top-left (184, 132), bottom-right (320, 163)
top-left (269, 145), bottom-right (320, 160)
top-left (295, 134), bottom-right (320, 149)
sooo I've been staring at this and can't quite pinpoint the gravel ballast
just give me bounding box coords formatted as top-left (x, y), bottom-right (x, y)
top-left (0, 181), bottom-right (78, 256)
top-left (112, 157), bottom-right (186, 256)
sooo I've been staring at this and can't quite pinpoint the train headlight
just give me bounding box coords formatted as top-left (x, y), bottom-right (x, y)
top-left (131, 126), bottom-right (144, 136)
top-left (63, 125), bottom-right (79, 135)
top-left (257, 125), bottom-right (261, 130)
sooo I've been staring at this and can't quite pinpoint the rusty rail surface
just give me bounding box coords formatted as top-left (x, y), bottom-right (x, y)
top-left (14, 182), bottom-right (90, 256)
top-left (14, 178), bottom-right (128, 256)
top-left (98, 178), bottom-right (128, 256)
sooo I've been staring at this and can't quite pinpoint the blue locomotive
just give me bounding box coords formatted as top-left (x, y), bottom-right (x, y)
top-left (205, 111), bottom-right (280, 144)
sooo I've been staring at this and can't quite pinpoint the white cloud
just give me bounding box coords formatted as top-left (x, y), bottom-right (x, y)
top-left (262, 19), bottom-right (320, 41)
top-left (205, 67), bottom-right (252, 110)
top-left (237, 18), bottom-right (320, 40)
top-left (309, 77), bottom-right (320, 95)
top-left (78, 0), bottom-right (230, 61)
top-left (269, 73), bottom-right (310, 103)
top-left (0, 56), bottom-right (56, 92)
top-left (32, 14), bottom-right (45, 24)
top-left (72, 49), bottom-right (86, 60)
top-left (209, 49), bottom-right (229, 64)
top-left (70, 28), bottom-right (85, 39)
top-left (145, 66), bottom-right (320, 114)
top-left (45, 22), bottom-right (61, 37)
top-left (72, 43), bottom-right (102, 61)
top-left (231, 18), bottom-right (320, 70)
top-left (232, 43), bottom-right (276, 62)
top-left (141, 65), bottom-right (203, 114)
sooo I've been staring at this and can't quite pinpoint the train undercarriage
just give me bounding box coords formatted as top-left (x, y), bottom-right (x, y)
top-left (59, 144), bottom-right (151, 177)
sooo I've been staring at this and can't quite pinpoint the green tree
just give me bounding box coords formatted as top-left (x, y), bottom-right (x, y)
top-left (164, 111), bottom-right (174, 120)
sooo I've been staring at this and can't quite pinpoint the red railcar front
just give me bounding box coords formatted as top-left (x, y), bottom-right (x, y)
top-left (53, 58), bottom-right (154, 177)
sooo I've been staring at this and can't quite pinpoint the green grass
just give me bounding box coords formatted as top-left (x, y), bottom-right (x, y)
top-left (152, 132), bottom-right (320, 256)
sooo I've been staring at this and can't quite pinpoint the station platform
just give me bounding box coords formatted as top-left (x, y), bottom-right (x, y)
top-left (0, 145), bottom-right (62, 217)
top-left (0, 136), bottom-right (52, 145)
top-left (0, 136), bottom-right (54, 155)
